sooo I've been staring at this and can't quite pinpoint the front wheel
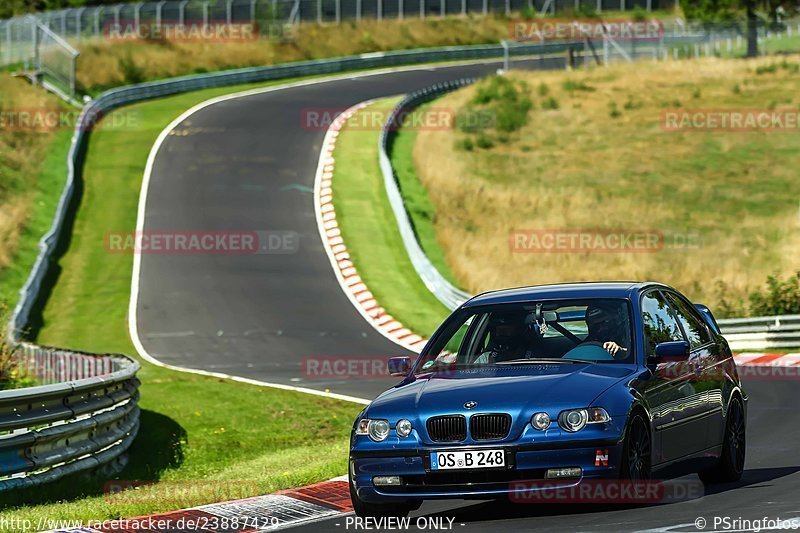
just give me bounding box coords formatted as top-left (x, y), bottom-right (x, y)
top-left (349, 473), bottom-right (420, 518)
top-left (699, 396), bottom-right (745, 484)
top-left (620, 413), bottom-right (652, 480)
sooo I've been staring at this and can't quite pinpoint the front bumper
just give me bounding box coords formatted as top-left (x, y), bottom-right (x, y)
top-left (350, 439), bottom-right (624, 502)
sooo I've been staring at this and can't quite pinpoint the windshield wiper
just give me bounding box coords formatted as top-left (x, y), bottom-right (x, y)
top-left (496, 358), bottom-right (594, 365)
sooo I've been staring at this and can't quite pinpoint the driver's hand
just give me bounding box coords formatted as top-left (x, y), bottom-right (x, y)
top-left (603, 342), bottom-right (626, 356)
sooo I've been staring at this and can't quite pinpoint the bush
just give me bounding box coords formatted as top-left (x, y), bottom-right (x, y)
top-left (119, 52), bottom-right (146, 85)
top-left (562, 79), bottom-right (595, 93)
top-left (455, 137), bottom-right (474, 151)
top-left (609, 102), bottom-right (622, 118)
top-left (542, 96), bottom-right (560, 110)
top-left (455, 75), bottom-right (533, 141)
top-left (0, 306), bottom-right (36, 390)
top-left (476, 133), bottom-right (494, 149)
top-left (748, 273), bottom-right (800, 316)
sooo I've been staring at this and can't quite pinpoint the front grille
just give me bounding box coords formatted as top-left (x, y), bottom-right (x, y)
top-left (470, 413), bottom-right (512, 441)
top-left (427, 415), bottom-right (467, 442)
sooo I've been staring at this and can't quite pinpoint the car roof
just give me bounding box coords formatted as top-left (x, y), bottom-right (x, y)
top-left (462, 281), bottom-right (669, 308)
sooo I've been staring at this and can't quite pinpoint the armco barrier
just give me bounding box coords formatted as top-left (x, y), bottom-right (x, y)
top-left (378, 78), bottom-right (476, 311)
top-left (0, 342), bottom-right (140, 493)
top-left (718, 315), bottom-right (800, 350)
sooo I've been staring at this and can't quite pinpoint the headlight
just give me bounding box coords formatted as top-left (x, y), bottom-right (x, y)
top-left (356, 419), bottom-right (389, 442)
top-left (530, 412), bottom-right (551, 430)
top-left (355, 418), bottom-right (391, 441)
top-left (558, 408), bottom-right (611, 432)
top-left (396, 419), bottom-right (413, 438)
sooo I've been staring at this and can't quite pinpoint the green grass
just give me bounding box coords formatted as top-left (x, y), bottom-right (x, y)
top-left (332, 99), bottom-right (452, 338)
top-left (0, 75), bottom-right (367, 524)
top-left (0, 128), bottom-right (72, 312)
top-left (389, 110), bottom-right (462, 289)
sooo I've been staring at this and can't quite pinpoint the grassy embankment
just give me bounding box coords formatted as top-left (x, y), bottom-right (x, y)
top-left (408, 56), bottom-right (800, 316)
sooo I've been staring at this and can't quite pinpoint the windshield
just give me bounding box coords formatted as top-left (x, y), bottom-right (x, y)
top-left (416, 299), bottom-right (634, 373)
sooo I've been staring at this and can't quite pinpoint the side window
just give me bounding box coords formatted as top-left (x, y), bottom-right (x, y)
top-left (665, 293), bottom-right (712, 349)
top-left (641, 292), bottom-right (685, 356)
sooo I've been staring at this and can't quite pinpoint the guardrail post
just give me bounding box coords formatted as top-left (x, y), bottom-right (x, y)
top-left (399, 0), bottom-right (404, 19)
top-left (336, 0), bottom-right (341, 23)
top-left (156, 1), bottom-right (165, 29)
top-left (482, 0), bottom-right (487, 15)
top-left (317, 0), bottom-right (323, 22)
top-left (134, 2), bottom-right (142, 33)
top-left (179, 0), bottom-right (188, 26)
top-left (94, 7), bottom-right (102, 37)
top-left (378, 0), bottom-right (383, 20)
top-left (421, 0), bottom-right (425, 18)
top-left (203, 1), bottom-right (209, 27)
top-left (75, 7), bottom-right (85, 39)
top-left (227, 0), bottom-right (234, 24)
top-left (2, 22), bottom-right (9, 66)
top-left (114, 4), bottom-right (122, 29)
top-left (357, 0), bottom-right (362, 20)
top-left (440, 0), bottom-right (445, 16)
top-left (462, 0), bottom-right (466, 15)
top-left (250, 0), bottom-right (256, 23)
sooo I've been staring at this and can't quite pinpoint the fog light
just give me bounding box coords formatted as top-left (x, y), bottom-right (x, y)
top-left (544, 467), bottom-right (582, 479)
top-left (373, 476), bottom-right (403, 486)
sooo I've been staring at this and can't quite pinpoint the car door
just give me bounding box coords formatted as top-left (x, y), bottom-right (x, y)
top-left (640, 290), bottom-right (707, 464)
top-left (663, 291), bottom-right (723, 451)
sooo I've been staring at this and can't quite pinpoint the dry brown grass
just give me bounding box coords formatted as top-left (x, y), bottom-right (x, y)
top-left (414, 56), bottom-right (800, 314)
top-left (75, 15), bottom-right (516, 91)
top-left (0, 75), bottom-right (66, 271)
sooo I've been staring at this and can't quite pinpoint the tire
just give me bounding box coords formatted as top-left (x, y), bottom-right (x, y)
top-left (620, 412), bottom-right (652, 481)
top-left (349, 474), bottom-right (420, 518)
top-left (699, 396), bottom-right (745, 484)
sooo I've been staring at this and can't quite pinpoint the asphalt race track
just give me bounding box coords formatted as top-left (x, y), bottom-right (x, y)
top-left (134, 59), bottom-right (563, 400)
top-left (134, 61), bottom-right (800, 531)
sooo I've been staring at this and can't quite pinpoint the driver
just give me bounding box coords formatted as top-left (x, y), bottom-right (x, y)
top-left (474, 313), bottom-right (527, 363)
top-left (584, 304), bottom-right (628, 357)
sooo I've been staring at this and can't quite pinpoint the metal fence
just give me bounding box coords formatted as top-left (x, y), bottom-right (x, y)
top-left (0, 0), bottom-right (685, 67)
top-left (0, 342), bottom-right (140, 492)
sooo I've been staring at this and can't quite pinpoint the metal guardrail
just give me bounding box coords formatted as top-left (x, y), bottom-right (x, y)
top-left (718, 315), bottom-right (800, 350)
top-left (378, 79), bottom-right (475, 310)
top-left (0, 343), bottom-right (140, 492)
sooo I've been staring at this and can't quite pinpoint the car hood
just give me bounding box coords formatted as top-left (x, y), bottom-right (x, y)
top-left (367, 363), bottom-right (635, 419)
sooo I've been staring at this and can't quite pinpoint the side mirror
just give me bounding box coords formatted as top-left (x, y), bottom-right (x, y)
top-left (694, 303), bottom-right (721, 335)
top-left (651, 341), bottom-right (690, 363)
top-left (388, 356), bottom-right (412, 377)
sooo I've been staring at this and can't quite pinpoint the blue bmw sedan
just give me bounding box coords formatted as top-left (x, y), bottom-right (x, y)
top-left (349, 282), bottom-right (747, 517)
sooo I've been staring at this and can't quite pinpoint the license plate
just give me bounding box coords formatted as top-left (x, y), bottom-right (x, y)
top-left (430, 449), bottom-right (505, 470)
